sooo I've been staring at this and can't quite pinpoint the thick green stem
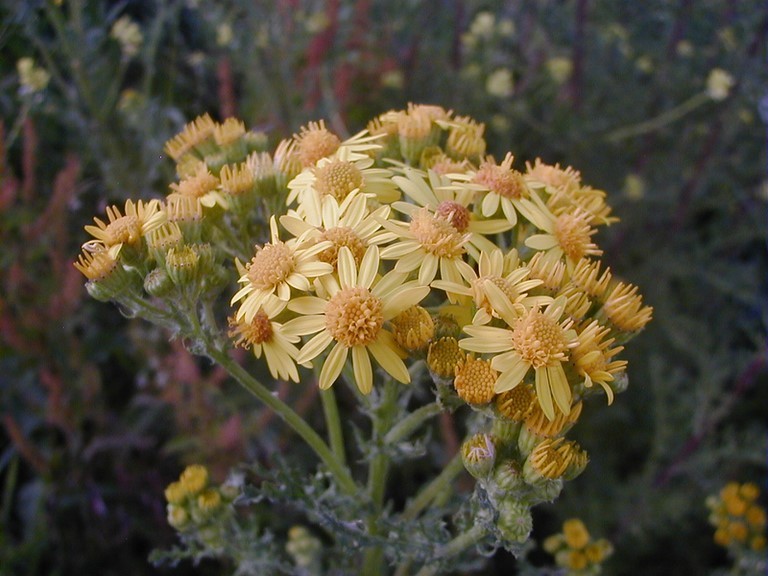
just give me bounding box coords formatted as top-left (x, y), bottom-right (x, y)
top-left (208, 347), bottom-right (357, 495)
top-left (412, 525), bottom-right (487, 576)
top-left (402, 453), bottom-right (464, 521)
top-left (320, 388), bottom-right (347, 467)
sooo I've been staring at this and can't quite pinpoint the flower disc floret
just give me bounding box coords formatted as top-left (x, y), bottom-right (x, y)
top-left (512, 308), bottom-right (571, 368)
top-left (474, 156), bottom-right (527, 200)
top-left (247, 242), bottom-right (295, 290)
top-left (318, 227), bottom-right (367, 265)
top-left (409, 207), bottom-right (467, 259)
top-left (436, 200), bottom-right (471, 232)
top-left (314, 159), bottom-right (363, 201)
top-left (325, 287), bottom-right (384, 347)
top-left (454, 355), bottom-right (497, 405)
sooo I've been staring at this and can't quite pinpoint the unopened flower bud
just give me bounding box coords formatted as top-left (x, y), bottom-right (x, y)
top-left (167, 504), bottom-right (189, 530)
top-left (492, 459), bottom-right (527, 495)
top-left (391, 305), bottom-right (434, 353)
top-left (179, 464), bottom-right (208, 495)
top-left (461, 433), bottom-right (497, 479)
top-left (144, 267), bottom-right (174, 297)
top-left (427, 337), bottom-right (464, 381)
top-left (496, 499), bottom-right (533, 544)
top-left (165, 245), bottom-right (200, 287)
top-left (164, 481), bottom-right (187, 505)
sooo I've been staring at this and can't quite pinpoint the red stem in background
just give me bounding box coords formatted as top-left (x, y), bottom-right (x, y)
top-left (217, 56), bottom-right (236, 120)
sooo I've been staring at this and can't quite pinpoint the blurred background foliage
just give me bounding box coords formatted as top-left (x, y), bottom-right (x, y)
top-left (0, 0), bottom-right (766, 574)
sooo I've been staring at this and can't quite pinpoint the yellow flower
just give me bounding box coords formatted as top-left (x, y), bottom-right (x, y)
top-left (446, 153), bottom-right (545, 227)
top-left (283, 246), bottom-right (430, 393)
top-left (525, 209), bottom-right (603, 265)
top-left (453, 354), bottom-right (497, 405)
top-left (461, 296), bottom-right (577, 420)
top-left (179, 464), bottom-right (208, 495)
top-left (280, 191), bottom-right (394, 277)
top-left (570, 320), bottom-right (627, 404)
top-left (290, 120), bottom-right (384, 168)
top-left (390, 305), bottom-right (434, 352)
top-left (427, 337), bottom-right (464, 379)
top-left (168, 162), bottom-right (228, 209)
top-left (229, 310), bottom-right (303, 383)
top-left (231, 217), bottom-right (333, 323)
top-left (287, 147), bottom-right (399, 208)
top-left (433, 248), bottom-right (550, 322)
top-left (83, 199), bottom-right (166, 252)
top-left (378, 196), bottom-right (472, 286)
top-left (391, 167), bottom-right (513, 258)
top-left (563, 518), bottom-right (591, 549)
top-left (164, 113), bottom-right (217, 161)
top-left (16, 58), bottom-right (50, 93)
top-left (602, 280), bottom-right (653, 333)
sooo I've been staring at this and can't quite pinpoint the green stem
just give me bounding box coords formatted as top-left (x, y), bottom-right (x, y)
top-left (207, 346), bottom-right (357, 495)
top-left (384, 402), bottom-right (442, 444)
top-left (604, 92), bottom-right (710, 142)
top-left (361, 380), bottom-right (399, 576)
top-left (320, 387), bottom-right (347, 467)
top-left (402, 453), bottom-right (464, 521)
top-left (412, 525), bottom-right (487, 576)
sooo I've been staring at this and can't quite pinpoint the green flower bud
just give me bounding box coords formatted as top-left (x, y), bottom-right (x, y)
top-left (492, 417), bottom-right (522, 446)
top-left (461, 433), bottom-right (497, 479)
top-left (496, 499), bottom-right (533, 544)
top-left (165, 245), bottom-right (200, 287)
top-left (491, 459), bottom-right (527, 495)
top-left (144, 267), bottom-right (175, 297)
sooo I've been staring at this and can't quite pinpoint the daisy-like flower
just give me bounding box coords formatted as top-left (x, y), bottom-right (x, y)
top-left (231, 217), bottom-right (333, 323)
top-left (570, 320), bottom-right (627, 404)
top-left (446, 153), bottom-right (545, 227)
top-left (168, 162), bottom-right (228, 209)
top-left (378, 181), bottom-right (475, 285)
top-left (391, 167), bottom-right (512, 257)
top-left (602, 281), bottom-right (653, 334)
top-left (524, 207), bottom-right (603, 265)
top-left (280, 191), bottom-right (394, 274)
top-left (433, 248), bottom-right (551, 322)
top-left (229, 310), bottom-right (302, 382)
top-left (525, 158), bottom-right (617, 225)
top-left (83, 199), bottom-right (166, 252)
top-left (461, 296), bottom-right (578, 420)
top-left (283, 246), bottom-right (430, 394)
top-left (290, 120), bottom-right (384, 168)
top-left (164, 113), bottom-right (217, 161)
top-left (286, 147), bottom-right (399, 208)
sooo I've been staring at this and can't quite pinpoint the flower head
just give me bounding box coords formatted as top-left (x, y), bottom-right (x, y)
top-left (229, 309), bottom-right (302, 383)
top-left (83, 199), bottom-right (166, 252)
top-left (283, 246), bottom-right (429, 394)
top-left (461, 297), bottom-right (578, 420)
top-left (231, 217), bottom-right (333, 322)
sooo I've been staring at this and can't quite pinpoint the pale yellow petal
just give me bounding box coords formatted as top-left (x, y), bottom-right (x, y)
top-left (525, 234), bottom-right (559, 251)
top-left (382, 285), bottom-right (430, 320)
top-left (358, 245), bottom-right (380, 289)
top-left (319, 342), bottom-right (348, 390)
top-left (282, 314), bottom-right (326, 337)
top-left (535, 367), bottom-right (556, 421)
top-left (296, 330), bottom-right (334, 364)
top-left (368, 331), bottom-right (410, 383)
top-left (288, 296), bottom-right (327, 315)
top-left (352, 346), bottom-right (373, 394)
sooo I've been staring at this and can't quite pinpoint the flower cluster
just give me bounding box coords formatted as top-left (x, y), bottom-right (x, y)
top-left (543, 518), bottom-right (613, 575)
top-left (707, 482), bottom-right (767, 553)
top-left (164, 465), bottom-right (237, 550)
top-left (75, 104), bottom-right (651, 550)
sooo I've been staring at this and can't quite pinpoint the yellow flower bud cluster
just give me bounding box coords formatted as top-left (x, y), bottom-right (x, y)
top-left (543, 518), bottom-right (613, 575)
top-left (164, 465), bottom-right (236, 536)
top-left (707, 482), bottom-right (767, 553)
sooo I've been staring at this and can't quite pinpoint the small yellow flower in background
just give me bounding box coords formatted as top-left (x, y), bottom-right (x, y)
top-left (283, 246), bottom-right (430, 393)
top-left (486, 69), bottom-right (514, 98)
top-left (216, 23), bottom-right (233, 47)
top-left (546, 57), bottom-right (573, 84)
top-left (544, 518), bottom-right (613, 575)
top-left (708, 482), bottom-right (767, 553)
top-left (469, 11), bottom-right (495, 39)
top-left (706, 68), bottom-right (735, 101)
top-left (180, 464), bottom-right (209, 495)
top-left (17, 57), bottom-right (50, 93)
top-left (111, 15), bottom-right (143, 58)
